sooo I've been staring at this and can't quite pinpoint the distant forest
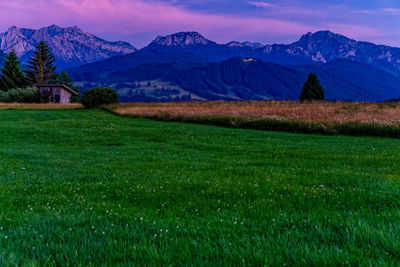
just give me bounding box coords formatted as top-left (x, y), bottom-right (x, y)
top-left (71, 56), bottom-right (400, 102)
top-left (73, 58), bottom-right (305, 101)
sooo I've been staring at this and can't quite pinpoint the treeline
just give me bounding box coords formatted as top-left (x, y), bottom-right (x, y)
top-left (0, 42), bottom-right (79, 103)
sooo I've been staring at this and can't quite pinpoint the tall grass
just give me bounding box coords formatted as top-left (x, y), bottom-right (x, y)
top-left (107, 101), bottom-right (400, 138)
top-left (0, 103), bottom-right (83, 110)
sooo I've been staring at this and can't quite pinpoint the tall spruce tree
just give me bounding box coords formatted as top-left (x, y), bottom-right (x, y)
top-left (299, 73), bottom-right (325, 101)
top-left (0, 50), bottom-right (28, 91)
top-left (25, 41), bottom-right (58, 84)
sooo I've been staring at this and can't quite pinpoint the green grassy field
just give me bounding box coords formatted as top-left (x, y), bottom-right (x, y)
top-left (0, 109), bottom-right (399, 266)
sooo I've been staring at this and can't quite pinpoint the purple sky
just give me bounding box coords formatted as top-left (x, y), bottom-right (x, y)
top-left (0, 0), bottom-right (399, 48)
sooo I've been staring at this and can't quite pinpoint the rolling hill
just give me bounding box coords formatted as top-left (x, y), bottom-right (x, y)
top-left (68, 50), bottom-right (208, 75)
top-left (71, 57), bottom-right (400, 102)
top-left (295, 59), bottom-right (400, 101)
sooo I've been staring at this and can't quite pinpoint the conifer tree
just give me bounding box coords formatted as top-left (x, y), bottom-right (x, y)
top-left (0, 50), bottom-right (28, 91)
top-left (57, 70), bottom-right (74, 87)
top-left (57, 70), bottom-right (81, 102)
top-left (299, 73), bottom-right (325, 101)
top-left (25, 41), bottom-right (58, 84)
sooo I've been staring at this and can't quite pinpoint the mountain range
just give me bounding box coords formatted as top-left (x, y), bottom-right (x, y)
top-left (69, 30), bottom-right (400, 102)
top-left (0, 25), bottom-right (399, 101)
top-left (0, 25), bottom-right (136, 68)
top-left (142, 31), bottom-right (400, 76)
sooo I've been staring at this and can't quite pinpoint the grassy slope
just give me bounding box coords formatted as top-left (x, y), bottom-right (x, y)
top-left (0, 109), bottom-right (399, 265)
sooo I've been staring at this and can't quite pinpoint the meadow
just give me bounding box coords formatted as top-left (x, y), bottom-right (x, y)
top-left (108, 101), bottom-right (400, 138)
top-left (0, 108), bottom-right (399, 265)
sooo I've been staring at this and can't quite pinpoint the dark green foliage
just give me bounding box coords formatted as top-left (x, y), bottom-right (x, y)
top-left (0, 50), bottom-right (28, 91)
top-left (57, 70), bottom-right (81, 103)
top-left (57, 70), bottom-right (74, 87)
top-left (81, 87), bottom-right (119, 108)
top-left (70, 91), bottom-right (81, 103)
top-left (300, 73), bottom-right (325, 101)
top-left (0, 87), bottom-right (40, 103)
top-left (25, 41), bottom-right (58, 84)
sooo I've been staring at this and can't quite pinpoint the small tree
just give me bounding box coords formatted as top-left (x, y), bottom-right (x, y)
top-left (299, 73), bottom-right (325, 101)
top-left (0, 50), bottom-right (28, 91)
top-left (57, 70), bottom-right (73, 87)
top-left (25, 41), bottom-right (58, 84)
top-left (57, 70), bottom-right (81, 102)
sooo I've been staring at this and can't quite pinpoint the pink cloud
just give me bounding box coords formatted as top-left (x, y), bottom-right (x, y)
top-left (380, 8), bottom-right (400, 14)
top-left (54, 0), bottom-right (317, 39)
top-left (0, 0), bottom-right (388, 47)
top-left (248, 1), bottom-right (275, 8)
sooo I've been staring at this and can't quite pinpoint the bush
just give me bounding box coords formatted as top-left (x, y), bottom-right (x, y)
top-left (0, 87), bottom-right (40, 103)
top-left (81, 87), bottom-right (119, 108)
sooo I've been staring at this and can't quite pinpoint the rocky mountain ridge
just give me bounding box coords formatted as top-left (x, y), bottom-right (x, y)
top-left (0, 25), bottom-right (137, 68)
top-left (143, 31), bottom-right (400, 75)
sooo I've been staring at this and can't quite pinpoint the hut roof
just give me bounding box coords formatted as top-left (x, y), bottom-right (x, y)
top-left (33, 84), bottom-right (79, 96)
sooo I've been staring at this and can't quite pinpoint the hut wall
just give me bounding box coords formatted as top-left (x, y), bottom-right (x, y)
top-left (40, 86), bottom-right (72, 104)
top-left (59, 88), bottom-right (72, 104)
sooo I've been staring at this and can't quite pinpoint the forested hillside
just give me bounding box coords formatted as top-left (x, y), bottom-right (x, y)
top-left (72, 57), bottom-right (400, 102)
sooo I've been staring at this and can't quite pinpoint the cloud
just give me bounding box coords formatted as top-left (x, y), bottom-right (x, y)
top-left (381, 8), bottom-right (400, 14)
top-left (0, 0), bottom-right (317, 45)
top-left (248, 1), bottom-right (322, 17)
top-left (0, 0), bottom-right (392, 47)
top-left (352, 9), bottom-right (377, 15)
top-left (353, 7), bottom-right (400, 15)
top-left (248, 1), bottom-right (274, 8)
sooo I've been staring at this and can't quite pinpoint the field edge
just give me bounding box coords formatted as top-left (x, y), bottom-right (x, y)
top-left (103, 105), bottom-right (400, 138)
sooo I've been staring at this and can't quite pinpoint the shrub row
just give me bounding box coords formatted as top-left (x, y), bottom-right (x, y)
top-left (0, 87), bottom-right (40, 103)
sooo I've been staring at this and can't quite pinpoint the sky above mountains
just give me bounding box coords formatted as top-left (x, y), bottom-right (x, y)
top-left (0, 0), bottom-right (399, 48)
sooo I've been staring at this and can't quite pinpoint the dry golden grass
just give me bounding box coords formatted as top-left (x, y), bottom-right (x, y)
top-left (111, 101), bottom-right (400, 125)
top-left (0, 103), bottom-right (83, 110)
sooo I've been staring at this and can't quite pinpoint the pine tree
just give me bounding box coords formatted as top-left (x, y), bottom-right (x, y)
top-left (57, 70), bottom-right (73, 87)
top-left (0, 50), bottom-right (28, 91)
top-left (299, 73), bottom-right (325, 101)
top-left (25, 41), bottom-right (58, 84)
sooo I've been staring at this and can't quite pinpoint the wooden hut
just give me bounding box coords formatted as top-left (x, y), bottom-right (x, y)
top-left (34, 84), bottom-right (78, 104)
